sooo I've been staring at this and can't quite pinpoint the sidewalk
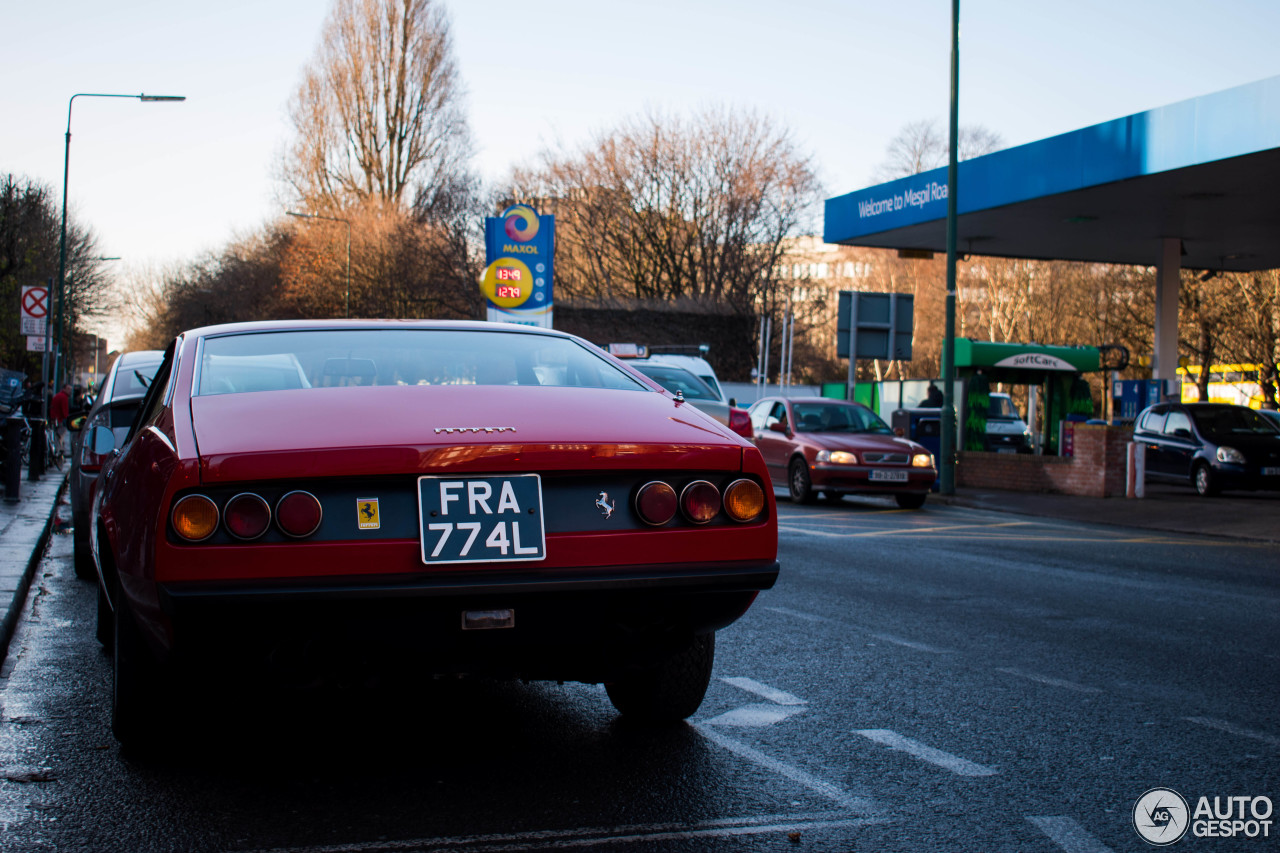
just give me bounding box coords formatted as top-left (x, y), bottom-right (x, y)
top-left (941, 483), bottom-right (1280, 543)
top-left (0, 472), bottom-right (66, 665)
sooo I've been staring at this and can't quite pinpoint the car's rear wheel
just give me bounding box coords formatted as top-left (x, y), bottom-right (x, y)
top-left (895, 492), bottom-right (928, 509)
top-left (788, 458), bottom-right (816, 504)
top-left (73, 528), bottom-right (96, 580)
top-left (96, 583), bottom-right (113, 651)
top-left (112, 590), bottom-right (165, 747)
top-left (1193, 462), bottom-right (1219, 497)
top-left (605, 632), bottom-right (715, 723)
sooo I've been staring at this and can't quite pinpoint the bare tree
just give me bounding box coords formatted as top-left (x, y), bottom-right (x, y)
top-left (872, 119), bottom-right (1004, 182)
top-left (283, 0), bottom-right (472, 214)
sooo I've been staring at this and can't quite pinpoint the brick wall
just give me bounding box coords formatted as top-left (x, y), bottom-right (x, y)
top-left (957, 425), bottom-right (1133, 497)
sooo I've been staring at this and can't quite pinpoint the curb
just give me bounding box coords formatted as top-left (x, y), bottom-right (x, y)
top-left (0, 476), bottom-right (67, 666)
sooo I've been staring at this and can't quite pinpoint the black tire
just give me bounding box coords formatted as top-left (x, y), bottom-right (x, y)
top-left (605, 633), bottom-right (715, 723)
top-left (895, 492), bottom-right (928, 509)
top-left (788, 458), bottom-right (816, 504)
top-left (1193, 463), bottom-right (1219, 497)
top-left (73, 528), bottom-right (96, 580)
top-left (112, 591), bottom-right (164, 747)
top-left (96, 583), bottom-right (113, 651)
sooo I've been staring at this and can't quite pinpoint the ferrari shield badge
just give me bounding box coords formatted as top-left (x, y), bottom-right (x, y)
top-left (357, 498), bottom-right (381, 530)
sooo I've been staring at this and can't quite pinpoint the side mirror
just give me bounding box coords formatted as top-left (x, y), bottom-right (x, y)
top-left (1172, 428), bottom-right (1192, 439)
top-left (89, 425), bottom-right (117, 456)
top-left (727, 397), bottom-right (737, 407)
top-left (768, 421), bottom-right (789, 434)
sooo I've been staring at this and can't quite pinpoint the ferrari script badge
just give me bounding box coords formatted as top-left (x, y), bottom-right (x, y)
top-left (434, 426), bottom-right (517, 434)
top-left (595, 491), bottom-right (616, 520)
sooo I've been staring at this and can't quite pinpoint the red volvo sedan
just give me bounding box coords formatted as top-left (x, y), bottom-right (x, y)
top-left (748, 397), bottom-right (936, 508)
top-left (89, 321), bottom-right (778, 745)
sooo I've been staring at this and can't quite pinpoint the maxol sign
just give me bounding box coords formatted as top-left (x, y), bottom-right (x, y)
top-left (482, 204), bottom-right (554, 328)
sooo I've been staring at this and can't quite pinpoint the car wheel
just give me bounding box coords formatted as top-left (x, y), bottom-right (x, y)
top-left (1193, 463), bottom-right (1219, 497)
top-left (605, 632), bottom-right (715, 723)
top-left (96, 583), bottom-right (113, 651)
top-left (788, 458), bottom-right (816, 504)
top-left (73, 528), bottom-right (96, 580)
top-left (895, 492), bottom-right (928, 509)
top-left (111, 590), bottom-right (164, 747)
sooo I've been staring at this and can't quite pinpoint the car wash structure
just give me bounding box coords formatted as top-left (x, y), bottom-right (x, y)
top-left (954, 339), bottom-right (1100, 456)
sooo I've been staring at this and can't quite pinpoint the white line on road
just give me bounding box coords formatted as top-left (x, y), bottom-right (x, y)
top-left (764, 605), bottom-right (830, 623)
top-left (779, 520), bottom-right (1033, 539)
top-left (853, 729), bottom-right (998, 777)
top-left (1185, 716), bottom-right (1280, 748)
top-left (997, 667), bottom-right (1102, 694)
top-left (865, 632), bottom-right (954, 654)
top-left (1027, 815), bottom-right (1117, 853)
top-left (704, 703), bottom-right (805, 727)
top-left (694, 724), bottom-right (877, 814)
top-left (720, 676), bottom-right (807, 705)
top-left (239, 812), bottom-right (882, 853)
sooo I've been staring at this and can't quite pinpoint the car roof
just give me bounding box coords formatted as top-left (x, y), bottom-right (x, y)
top-left (179, 318), bottom-right (577, 342)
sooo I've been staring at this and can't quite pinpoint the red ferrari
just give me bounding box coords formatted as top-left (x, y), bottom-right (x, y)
top-left (89, 321), bottom-right (778, 745)
top-left (747, 397), bottom-right (936, 508)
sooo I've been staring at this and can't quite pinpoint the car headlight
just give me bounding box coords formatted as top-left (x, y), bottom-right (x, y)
top-left (911, 453), bottom-right (935, 468)
top-left (1217, 446), bottom-right (1246, 465)
top-left (815, 450), bottom-right (857, 464)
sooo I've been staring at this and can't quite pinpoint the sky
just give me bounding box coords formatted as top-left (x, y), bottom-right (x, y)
top-left (4, 0), bottom-right (1280, 347)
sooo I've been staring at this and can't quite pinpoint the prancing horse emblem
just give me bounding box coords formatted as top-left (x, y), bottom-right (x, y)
top-left (595, 491), bottom-right (616, 520)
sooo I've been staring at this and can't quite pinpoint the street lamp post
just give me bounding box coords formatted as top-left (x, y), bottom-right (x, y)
top-left (287, 211), bottom-right (352, 318)
top-left (56, 92), bottom-right (185, 392)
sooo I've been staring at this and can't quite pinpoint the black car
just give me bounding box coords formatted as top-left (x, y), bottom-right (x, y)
top-left (69, 350), bottom-right (164, 577)
top-left (1133, 402), bottom-right (1280, 496)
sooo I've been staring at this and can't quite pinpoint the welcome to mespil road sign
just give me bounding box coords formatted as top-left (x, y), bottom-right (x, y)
top-left (482, 205), bottom-right (554, 328)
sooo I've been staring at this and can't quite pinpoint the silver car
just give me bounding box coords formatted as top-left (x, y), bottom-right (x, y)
top-left (69, 350), bottom-right (164, 579)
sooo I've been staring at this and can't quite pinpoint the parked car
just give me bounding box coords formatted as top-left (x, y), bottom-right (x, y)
top-left (88, 321), bottom-right (779, 746)
top-left (69, 350), bottom-right (164, 579)
top-left (747, 397), bottom-right (936, 508)
top-left (628, 361), bottom-right (752, 438)
top-left (1132, 402), bottom-right (1280, 496)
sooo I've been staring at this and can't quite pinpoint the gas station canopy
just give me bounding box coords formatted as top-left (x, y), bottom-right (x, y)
top-left (824, 76), bottom-right (1280, 273)
top-left (955, 339), bottom-right (1100, 382)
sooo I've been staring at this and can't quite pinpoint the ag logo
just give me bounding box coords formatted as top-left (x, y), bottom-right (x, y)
top-left (1134, 788), bottom-right (1190, 846)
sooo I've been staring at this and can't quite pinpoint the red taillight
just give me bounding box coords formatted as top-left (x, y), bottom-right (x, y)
top-left (679, 480), bottom-right (721, 524)
top-left (276, 490), bottom-right (323, 538)
top-left (728, 408), bottom-right (753, 438)
top-left (224, 493), bottom-right (271, 540)
top-left (635, 481), bottom-right (678, 526)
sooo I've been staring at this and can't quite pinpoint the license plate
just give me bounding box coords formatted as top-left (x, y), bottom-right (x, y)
top-left (1263, 467), bottom-right (1280, 476)
top-left (417, 475), bottom-right (545, 564)
top-left (869, 469), bottom-right (909, 482)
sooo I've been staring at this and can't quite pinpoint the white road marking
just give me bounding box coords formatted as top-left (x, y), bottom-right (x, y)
top-left (764, 605), bottom-right (830, 623)
top-left (704, 704), bottom-right (804, 727)
top-left (853, 729), bottom-right (997, 777)
top-left (1027, 815), bottom-right (1117, 853)
top-left (997, 667), bottom-right (1102, 694)
top-left (720, 676), bottom-right (807, 706)
top-left (694, 724), bottom-right (877, 814)
top-left (1185, 716), bottom-right (1280, 748)
top-left (239, 812), bottom-right (882, 852)
top-left (865, 632), bottom-right (954, 654)
top-left (779, 520), bottom-right (1033, 539)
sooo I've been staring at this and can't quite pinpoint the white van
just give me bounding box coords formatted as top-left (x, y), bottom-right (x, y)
top-left (985, 392), bottom-right (1032, 452)
top-left (606, 345), bottom-right (726, 402)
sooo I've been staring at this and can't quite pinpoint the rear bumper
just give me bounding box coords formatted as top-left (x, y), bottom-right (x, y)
top-left (156, 560), bottom-right (779, 683)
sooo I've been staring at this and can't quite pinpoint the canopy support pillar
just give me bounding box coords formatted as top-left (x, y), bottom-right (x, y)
top-left (1153, 237), bottom-right (1181, 389)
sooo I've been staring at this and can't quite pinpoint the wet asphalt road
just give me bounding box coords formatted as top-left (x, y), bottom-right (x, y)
top-left (0, 495), bottom-right (1277, 852)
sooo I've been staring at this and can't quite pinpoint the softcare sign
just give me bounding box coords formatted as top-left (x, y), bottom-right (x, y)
top-left (483, 205), bottom-right (554, 328)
